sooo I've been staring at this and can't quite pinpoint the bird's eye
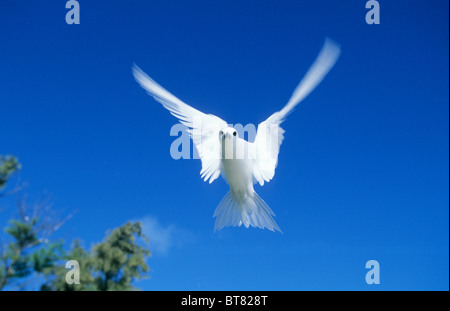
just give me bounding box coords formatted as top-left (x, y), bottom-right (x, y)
top-left (233, 131), bottom-right (237, 136)
top-left (219, 130), bottom-right (223, 135)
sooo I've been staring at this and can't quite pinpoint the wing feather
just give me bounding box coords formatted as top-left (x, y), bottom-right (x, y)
top-left (253, 39), bottom-right (341, 185)
top-left (133, 65), bottom-right (228, 183)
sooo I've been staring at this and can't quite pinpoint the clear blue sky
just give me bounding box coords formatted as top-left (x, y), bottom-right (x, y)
top-left (0, 1), bottom-right (448, 290)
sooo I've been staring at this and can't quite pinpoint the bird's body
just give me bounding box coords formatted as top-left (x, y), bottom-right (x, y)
top-left (222, 157), bottom-right (253, 197)
top-left (220, 128), bottom-right (253, 195)
top-left (133, 38), bottom-right (341, 232)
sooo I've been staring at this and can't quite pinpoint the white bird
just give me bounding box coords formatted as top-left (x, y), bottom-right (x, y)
top-left (133, 38), bottom-right (341, 233)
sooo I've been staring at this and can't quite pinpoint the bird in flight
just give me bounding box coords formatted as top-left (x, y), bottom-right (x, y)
top-left (133, 38), bottom-right (341, 233)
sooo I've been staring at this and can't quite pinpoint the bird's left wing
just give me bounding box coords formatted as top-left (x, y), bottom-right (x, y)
top-left (253, 38), bottom-right (341, 185)
top-left (133, 65), bottom-right (228, 183)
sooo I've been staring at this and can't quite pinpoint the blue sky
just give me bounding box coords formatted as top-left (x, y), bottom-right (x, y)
top-left (0, 0), bottom-right (448, 290)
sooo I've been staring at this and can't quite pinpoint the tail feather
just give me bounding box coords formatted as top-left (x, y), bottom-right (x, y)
top-left (213, 191), bottom-right (282, 233)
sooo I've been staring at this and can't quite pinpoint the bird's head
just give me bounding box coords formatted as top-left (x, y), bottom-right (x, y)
top-left (219, 127), bottom-right (238, 160)
top-left (219, 127), bottom-right (238, 141)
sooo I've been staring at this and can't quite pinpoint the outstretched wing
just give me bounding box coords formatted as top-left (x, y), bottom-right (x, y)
top-left (253, 38), bottom-right (341, 185)
top-left (133, 65), bottom-right (228, 183)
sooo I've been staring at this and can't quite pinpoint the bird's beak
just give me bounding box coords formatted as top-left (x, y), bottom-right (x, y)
top-left (220, 132), bottom-right (232, 141)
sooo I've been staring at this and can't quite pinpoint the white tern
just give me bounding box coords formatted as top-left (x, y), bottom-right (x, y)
top-left (133, 38), bottom-right (341, 232)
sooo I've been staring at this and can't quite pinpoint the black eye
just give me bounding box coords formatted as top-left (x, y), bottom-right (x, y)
top-left (219, 130), bottom-right (223, 135)
top-left (233, 131), bottom-right (237, 136)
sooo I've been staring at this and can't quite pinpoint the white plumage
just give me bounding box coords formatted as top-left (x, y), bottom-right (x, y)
top-left (133, 38), bottom-right (341, 232)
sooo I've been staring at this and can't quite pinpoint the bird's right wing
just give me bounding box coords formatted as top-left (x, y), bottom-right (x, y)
top-left (133, 65), bottom-right (228, 183)
top-left (253, 38), bottom-right (341, 185)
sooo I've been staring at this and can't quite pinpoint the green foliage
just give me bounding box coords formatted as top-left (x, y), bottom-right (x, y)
top-left (0, 217), bottom-right (63, 290)
top-left (42, 222), bottom-right (150, 291)
top-left (1, 154), bottom-right (151, 291)
top-left (92, 222), bottom-right (150, 291)
top-left (41, 240), bottom-right (96, 291)
top-left (1, 218), bottom-right (151, 291)
top-left (0, 155), bottom-right (20, 190)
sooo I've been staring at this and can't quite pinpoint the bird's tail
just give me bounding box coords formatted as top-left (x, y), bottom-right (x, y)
top-left (213, 191), bottom-right (282, 232)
